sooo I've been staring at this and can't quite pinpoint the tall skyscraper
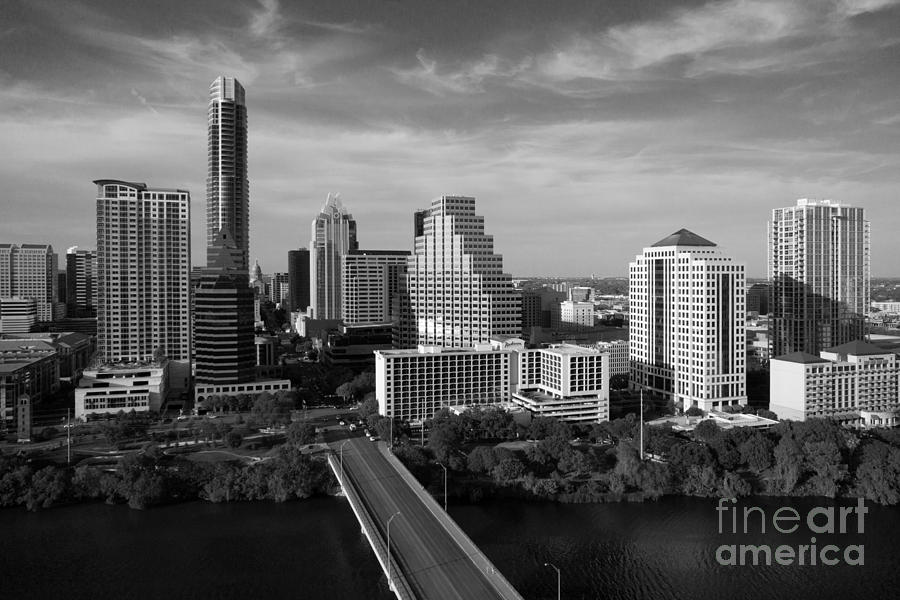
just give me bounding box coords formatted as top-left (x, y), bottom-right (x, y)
top-left (769, 199), bottom-right (870, 357)
top-left (629, 229), bottom-right (746, 412)
top-left (194, 229), bottom-right (255, 385)
top-left (95, 179), bottom-right (191, 363)
top-left (287, 248), bottom-right (310, 313)
top-left (66, 246), bottom-right (97, 318)
top-left (0, 243), bottom-right (58, 322)
top-left (207, 76), bottom-right (249, 271)
top-left (310, 194), bottom-right (357, 319)
top-left (341, 250), bottom-right (410, 325)
top-left (396, 196), bottom-right (521, 348)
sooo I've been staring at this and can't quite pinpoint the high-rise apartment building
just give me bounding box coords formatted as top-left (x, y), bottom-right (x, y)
top-left (66, 246), bottom-right (97, 318)
top-left (629, 229), bottom-right (746, 412)
top-left (193, 230), bottom-right (255, 385)
top-left (395, 196), bottom-right (521, 348)
top-left (310, 194), bottom-right (358, 319)
top-left (0, 243), bottom-right (58, 322)
top-left (287, 248), bottom-right (310, 312)
top-left (207, 76), bottom-right (249, 271)
top-left (341, 250), bottom-right (410, 325)
top-left (768, 199), bottom-right (870, 358)
top-left (95, 179), bottom-right (191, 363)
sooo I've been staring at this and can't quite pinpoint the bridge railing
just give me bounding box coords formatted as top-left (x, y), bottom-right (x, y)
top-left (377, 444), bottom-right (524, 600)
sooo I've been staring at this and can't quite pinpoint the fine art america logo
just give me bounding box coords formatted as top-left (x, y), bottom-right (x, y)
top-left (715, 498), bottom-right (867, 566)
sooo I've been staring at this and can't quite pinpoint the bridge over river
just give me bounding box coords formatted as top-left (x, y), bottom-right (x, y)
top-left (327, 436), bottom-right (524, 600)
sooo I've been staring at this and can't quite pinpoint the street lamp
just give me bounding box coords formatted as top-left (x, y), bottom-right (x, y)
top-left (544, 562), bottom-right (561, 600)
top-left (435, 461), bottom-right (448, 512)
top-left (387, 511), bottom-right (401, 590)
top-left (339, 440), bottom-right (350, 490)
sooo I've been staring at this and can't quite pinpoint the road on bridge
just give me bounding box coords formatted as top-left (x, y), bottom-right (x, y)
top-left (334, 436), bottom-right (507, 600)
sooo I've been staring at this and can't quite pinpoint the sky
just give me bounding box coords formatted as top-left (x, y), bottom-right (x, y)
top-left (1, 0), bottom-right (899, 278)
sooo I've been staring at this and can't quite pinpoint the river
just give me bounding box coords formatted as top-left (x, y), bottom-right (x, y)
top-left (1, 496), bottom-right (897, 599)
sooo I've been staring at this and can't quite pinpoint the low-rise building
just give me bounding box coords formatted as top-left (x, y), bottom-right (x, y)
top-left (375, 341), bottom-right (609, 424)
top-left (0, 352), bottom-right (59, 429)
top-left (75, 362), bottom-right (169, 419)
top-left (376, 344), bottom-right (514, 423)
top-left (769, 340), bottom-right (900, 425)
top-left (194, 379), bottom-right (292, 404)
top-left (510, 344), bottom-right (609, 424)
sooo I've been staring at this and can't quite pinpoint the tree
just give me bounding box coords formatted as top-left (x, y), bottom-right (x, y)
top-left (740, 433), bottom-right (774, 473)
top-left (492, 457), bottom-right (525, 483)
top-left (609, 373), bottom-right (629, 390)
top-left (693, 419), bottom-right (720, 443)
top-left (335, 382), bottom-right (354, 402)
top-left (772, 436), bottom-right (803, 494)
top-left (225, 431), bottom-right (244, 449)
top-left (685, 405), bottom-right (704, 417)
top-left (719, 472), bottom-right (752, 498)
top-left (757, 409), bottom-right (778, 421)
top-left (287, 422), bottom-right (316, 446)
top-left (251, 391), bottom-right (295, 425)
top-left (358, 392), bottom-right (378, 422)
top-left (854, 440), bottom-right (900, 505)
top-left (467, 446), bottom-right (497, 473)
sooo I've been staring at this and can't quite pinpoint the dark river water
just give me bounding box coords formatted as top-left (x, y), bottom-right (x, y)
top-left (2, 495), bottom-right (897, 600)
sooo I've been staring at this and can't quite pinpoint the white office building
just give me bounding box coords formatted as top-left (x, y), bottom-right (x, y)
top-left (376, 341), bottom-right (609, 424)
top-left (75, 363), bottom-right (169, 419)
top-left (396, 196), bottom-right (520, 348)
top-left (629, 229), bottom-right (747, 412)
top-left (559, 300), bottom-right (594, 330)
top-left (510, 344), bottom-right (609, 424)
top-left (769, 199), bottom-right (869, 357)
top-left (769, 341), bottom-right (900, 426)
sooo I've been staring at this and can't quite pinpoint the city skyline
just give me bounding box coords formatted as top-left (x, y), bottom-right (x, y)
top-left (2, 0), bottom-right (900, 277)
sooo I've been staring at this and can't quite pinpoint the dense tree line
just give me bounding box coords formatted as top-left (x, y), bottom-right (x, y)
top-left (393, 410), bottom-right (900, 506)
top-left (0, 442), bottom-right (335, 512)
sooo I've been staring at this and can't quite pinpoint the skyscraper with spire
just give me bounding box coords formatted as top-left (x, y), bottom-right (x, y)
top-left (309, 194), bottom-right (357, 319)
top-left (207, 76), bottom-right (249, 271)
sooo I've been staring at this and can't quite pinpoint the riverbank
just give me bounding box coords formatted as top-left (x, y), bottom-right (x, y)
top-left (0, 442), bottom-right (336, 511)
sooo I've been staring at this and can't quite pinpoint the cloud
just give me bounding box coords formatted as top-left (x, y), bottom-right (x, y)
top-left (250, 0), bottom-right (281, 38)
top-left (391, 49), bottom-right (533, 95)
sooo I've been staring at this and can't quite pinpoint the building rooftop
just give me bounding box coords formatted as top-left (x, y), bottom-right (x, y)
top-left (824, 340), bottom-right (893, 357)
top-left (773, 351), bottom-right (830, 364)
top-left (651, 229), bottom-right (716, 248)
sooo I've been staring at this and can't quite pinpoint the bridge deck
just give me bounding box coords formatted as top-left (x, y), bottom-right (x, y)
top-left (333, 437), bottom-right (521, 600)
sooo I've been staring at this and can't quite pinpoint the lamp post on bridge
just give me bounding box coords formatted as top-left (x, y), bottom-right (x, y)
top-left (435, 461), bottom-right (448, 512)
top-left (387, 511), bottom-right (401, 590)
top-left (544, 562), bottom-right (561, 600)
